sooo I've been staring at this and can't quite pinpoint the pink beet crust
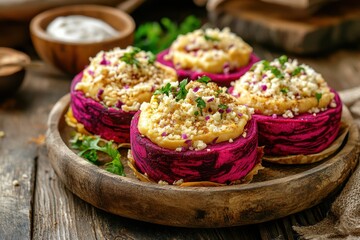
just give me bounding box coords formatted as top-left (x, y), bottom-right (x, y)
top-left (254, 91), bottom-right (342, 156)
top-left (70, 72), bottom-right (136, 143)
top-left (130, 112), bottom-right (259, 184)
top-left (156, 49), bottom-right (260, 87)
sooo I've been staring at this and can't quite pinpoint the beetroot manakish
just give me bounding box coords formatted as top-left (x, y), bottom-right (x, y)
top-left (130, 77), bottom-right (262, 184)
top-left (69, 47), bottom-right (177, 143)
top-left (157, 28), bottom-right (259, 87)
top-left (230, 56), bottom-right (342, 160)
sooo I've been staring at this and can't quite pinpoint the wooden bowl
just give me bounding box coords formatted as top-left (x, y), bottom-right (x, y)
top-left (0, 47), bottom-right (30, 99)
top-left (29, 4), bottom-right (135, 75)
top-left (46, 94), bottom-right (360, 228)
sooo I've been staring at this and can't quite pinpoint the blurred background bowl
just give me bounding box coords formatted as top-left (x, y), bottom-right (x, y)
top-left (30, 4), bottom-right (135, 75)
top-left (0, 47), bottom-right (30, 99)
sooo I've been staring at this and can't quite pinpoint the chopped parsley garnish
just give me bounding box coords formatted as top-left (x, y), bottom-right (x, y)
top-left (278, 55), bottom-right (288, 66)
top-left (292, 66), bottom-right (305, 76)
top-left (147, 51), bottom-right (156, 64)
top-left (315, 92), bottom-right (322, 102)
top-left (134, 15), bottom-right (201, 54)
top-left (120, 47), bottom-right (141, 67)
top-left (154, 82), bottom-right (172, 96)
top-left (218, 104), bottom-right (228, 119)
top-left (204, 34), bottom-right (220, 42)
top-left (70, 135), bottom-right (125, 176)
top-left (215, 89), bottom-right (223, 97)
top-left (218, 104), bottom-right (228, 110)
top-left (176, 79), bottom-right (188, 101)
top-left (262, 60), bottom-right (284, 78)
top-left (194, 111), bottom-right (199, 116)
top-left (280, 88), bottom-right (289, 94)
top-left (197, 76), bottom-right (211, 84)
top-left (195, 97), bottom-right (206, 116)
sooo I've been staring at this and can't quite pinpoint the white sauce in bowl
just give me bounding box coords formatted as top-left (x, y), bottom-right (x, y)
top-left (46, 15), bottom-right (119, 43)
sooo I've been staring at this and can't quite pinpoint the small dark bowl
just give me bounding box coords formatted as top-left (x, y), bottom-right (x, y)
top-left (0, 48), bottom-right (30, 99)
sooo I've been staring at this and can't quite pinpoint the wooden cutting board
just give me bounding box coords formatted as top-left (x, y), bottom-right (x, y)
top-left (208, 0), bottom-right (360, 54)
top-left (46, 94), bottom-right (359, 227)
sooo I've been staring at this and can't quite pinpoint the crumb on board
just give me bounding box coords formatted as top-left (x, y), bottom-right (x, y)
top-left (12, 180), bottom-right (20, 187)
top-left (0, 131), bottom-right (5, 138)
top-left (29, 134), bottom-right (45, 145)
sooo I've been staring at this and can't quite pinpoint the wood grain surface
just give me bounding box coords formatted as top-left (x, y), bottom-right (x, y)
top-left (208, 0), bottom-right (360, 54)
top-left (1, 43), bottom-right (360, 238)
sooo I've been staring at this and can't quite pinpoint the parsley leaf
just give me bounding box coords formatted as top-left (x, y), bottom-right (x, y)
top-left (292, 66), bottom-right (305, 76)
top-left (197, 76), bottom-right (211, 84)
top-left (120, 47), bottom-right (141, 67)
top-left (215, 89), bottom-right (223, 97)
top-left (175, 79), bottom-right (188, 101)
top-left (204, 34), bottom-right (219, 42)
top-left (147, 51), bottom-right (156, 64)
top-left (262, 60), bottom-right (284, 78)
top-left (154, 83), bottom-right (172, 96)
top-left (195, 97), bottom-right (206, 116)
top-left (70, 135), bottom-right (125, 176)
top-left (134, 16), bottom-right (201, 54)
top-left (218, 104), bottom-right (228, 110)
top-left (280, 88), bottom-right (289, 94)
top-left (315, 92), bottom-right (322, 102)
top-left (278, 55), bottom-right (288, 66)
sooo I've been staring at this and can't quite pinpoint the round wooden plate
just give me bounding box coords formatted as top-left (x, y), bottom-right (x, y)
top-left (46, 94), bottom-right (359, 228)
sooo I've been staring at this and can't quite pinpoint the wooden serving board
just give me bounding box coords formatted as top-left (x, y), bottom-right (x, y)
top-left (207, 0), bottom-right (360, 54)
top-left (46, 94), bottom-right (359, 228)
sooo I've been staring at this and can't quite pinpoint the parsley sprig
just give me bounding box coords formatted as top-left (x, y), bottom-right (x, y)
top-left (154, 83), bottom-right (172, 96)
top-left (134, 16), bottom-right (201, 54)
top-left (120, 47), bottom-right (141, 67)
top-left (292, 66), bottom-right (305, 76)
top-left (315, 92), bottom-right (322, 102)
top-left (204, 34), bottom-right (219, 42)
top-left (197, 76), bottom-right (211, 84)
top-left (176, 79), bottom-right (188, 101)
top-left (154, 79), bottom-right (189, 101)
top-left (195, 97), bottom-right (206, 116)
top-left (278, 55), bottom-right (288, 66)
top-left (70, 135), bottom-right (125, 176)
top-left (261, 60), bottom-right (284, 79)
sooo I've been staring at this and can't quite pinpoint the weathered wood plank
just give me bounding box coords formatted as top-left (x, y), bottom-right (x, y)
top-left (0, 65), bottom-right (70, 239)
top-left (208, 0), bottom-right (360, 54)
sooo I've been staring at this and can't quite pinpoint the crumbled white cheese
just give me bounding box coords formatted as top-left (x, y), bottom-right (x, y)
top-left (75, 47), bottom-right (177, 112)
top-left (165, 27), bottom-right (252, 73)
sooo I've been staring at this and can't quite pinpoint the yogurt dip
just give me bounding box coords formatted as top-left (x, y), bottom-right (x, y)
top-left (46, 15), bottom-right (119, 42)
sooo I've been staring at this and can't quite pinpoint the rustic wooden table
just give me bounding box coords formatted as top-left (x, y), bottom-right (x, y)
top-left (1, 43), bottom-right (359, 239)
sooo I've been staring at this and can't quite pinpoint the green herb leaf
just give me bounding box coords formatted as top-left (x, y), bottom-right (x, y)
top-left (271, 68), bottom-right (284, 79)
top-left (196, 97), bottom-right (206, 116)
top-left (215, 89), bottom-right (223, 97)
top-left (204, 34), bottom-right (219, 42)
top-left (154, 83), bottom-right (172, 96)
top-left (120, 47), bottom-right (141, 67)
top-left (218, 104), bottom-right (228, 110)
top-left (176, 79), bottom-right (188, 101)
top-left (280, 88), bottom-right (288, 94)
top-left (194, 111), bottom-right (199, 116)
top-left (197, 76), bottom-right (211, 84)
top-left (261, 60), bottom-right (270, 70)
top-left (292, 66), bottom-right (305, 76)
top-left (147, 51), bottom-right (156, 64)
top-left (278, 55), bottom-right (288, 66)
top-left (315, 92), bottom-right (322, 102)
top-left (70, 135), bottom-right (125, 176)
top-left (134, 15), bottom-right (201, 54)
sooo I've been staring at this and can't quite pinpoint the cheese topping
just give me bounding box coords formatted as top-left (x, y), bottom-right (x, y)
top-left (75, 47), bottom-right (177, 112)
top-left (138, 78), bottom-right (253, 151)
top-left (232, 56), bottom-right (336, 117)
top-left (164, 27), bottom-right (252, 73)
